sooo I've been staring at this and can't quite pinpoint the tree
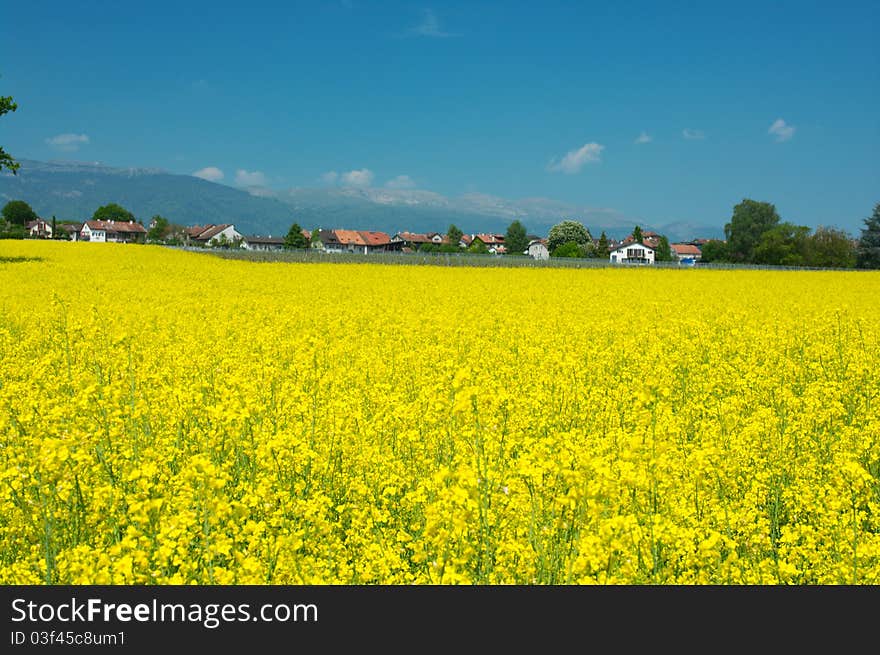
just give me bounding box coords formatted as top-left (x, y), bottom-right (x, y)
top-left (310, 228), bottom-right (321, 248)
top-left (698, 240), bottom-right (729, 263)
top-left (468, 239), bottom-right (489, 254)
top-left (2, 200), bottom-right (38, 226)
top-left (93, 203), bottom-right (136, 223)
top-left (1, 88), bottom-right (18, 175)
top-left (505, 220), bottom-right (529, 255)
top-left (447, 224), bottom-right (463, 247)
top-left (147, 215), bottom-right (170, 243)
top-left (632, 225), bottom-right (644, 244)
top-left (596, 231), bottom-right (610, 259)
top-left (550, 241), bottom-right (586, 258)
top-left (655, 235), bottom-right (674, 262)
top-left (51, 215), bottom-right (57, 239)
top-left (284, 222), bottom-right (309, 249)
top-left (856, 203), bottom-right (880, 269)
top-left (753, 222), bottom-right (810, 266)
top-left (805, 226), bottom-right (856, 268)
top-left (547, 220), bottom-right (592, 253)
top-left (724, 199), bottom-right (781, 263)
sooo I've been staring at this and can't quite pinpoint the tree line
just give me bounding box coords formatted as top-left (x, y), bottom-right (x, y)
top-left (700, 198), bottom-right (880, 269)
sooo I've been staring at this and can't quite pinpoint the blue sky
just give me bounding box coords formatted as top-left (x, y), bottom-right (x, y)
top-left (2, 1), bottom-right (878, 234)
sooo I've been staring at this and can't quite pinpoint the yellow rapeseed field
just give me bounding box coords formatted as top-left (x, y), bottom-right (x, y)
top-left (1, 241), bottom-right (879, 584)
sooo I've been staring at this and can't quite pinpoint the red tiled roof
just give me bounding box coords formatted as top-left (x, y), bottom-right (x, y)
top-left (360, 231), bottom-right (390, 246)
top-left (333, 229), bottom-right (367, 245)
top-left (84, 220), bottom-right (147, 234)
top-left (475, 234), bottom-right (505, 245)
top-left (395, 231), bottom-right (433, 244)
top-left (671, 243), bottom-right (701, 256)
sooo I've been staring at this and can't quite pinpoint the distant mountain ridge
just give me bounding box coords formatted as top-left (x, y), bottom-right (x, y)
top-left (0, 159), bottom-right (724, 241)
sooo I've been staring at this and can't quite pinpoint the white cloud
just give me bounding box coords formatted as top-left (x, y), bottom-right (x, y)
top-left (341, 168), bottom-right (374, 187)
top-left (547, 142), bottom-right (604, 174)
top-left (768, 118), bottom-right (795, 142)
top-left (634, 131), bottom-right (652, 144)
top-left (385, 174), bottom-right (416, 189)
top-left (321, 171), bottom-right (339, 185)
top-left (193, 166), bottom-right (224, 182)
top-left (408, 9), bottom-right (456, 37)
top-left (682, 128), bottom-right (705, 140)
top-left (235, 169), bottom-right (268, 187)
top-left (45, 133), bottom-right (90, 152)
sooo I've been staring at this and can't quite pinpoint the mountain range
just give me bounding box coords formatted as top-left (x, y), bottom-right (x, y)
top-left (0, 159), bottom-right (723, 241)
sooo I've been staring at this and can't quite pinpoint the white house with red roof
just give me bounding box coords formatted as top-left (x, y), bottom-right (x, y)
top-left (671, 243), bottom-right (702, 263)
top-left (80, 220), bottom-right (148, 243)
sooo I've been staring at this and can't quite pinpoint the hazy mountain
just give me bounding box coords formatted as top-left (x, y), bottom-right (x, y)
top-left (0, 160), bottom-right (295, 236)
top-left (0, 159), bottom-right (724, 241)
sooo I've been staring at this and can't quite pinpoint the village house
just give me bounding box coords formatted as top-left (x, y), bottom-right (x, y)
top-left (315, 229), bottom-right (391, 254)
top-left (610, 241), bottom-right (655, 264)
top-left (79, 220), bottom-right (148, 244)
top-left (527, 238), bottom-right (549, 260)
top-left (671, 243), bottom-right (702, 264)
top-left (241, 235), bottom-right (286, 251)
top-left (59, 223), bottom-right (82, 241)
top-left (472, 234), bottom-right (506, 254)
top-left (187, 224), bottom-right (243, 247)
top-left (25, 218), bottom-right (53, 239)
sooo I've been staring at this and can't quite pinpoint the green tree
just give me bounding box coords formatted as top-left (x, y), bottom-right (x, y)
top-left (51, 215), bottom-right (57, 239)
top-left (2, 200), bottom-right (38, 226)
top-left (93, 203), bottom-right (136, 223)
top-left (284, 222), bottom-right (309, 249)
top-left (468, 239), bottom-right (489, 254)
top-left (147, 215), bottom-right (170, 243)
top-left (655, 235), bottom-right (674, 261)
top-left (724, 199), bottom-right (781, 263)
top-left (698, 240), bottom-right (729, 263)
top-left (752, 222), bottom-right (810, 266)
top-left (447, 224), bottom-right (463, 247)
top-left (310, 228), bottom-right (321, 248)
top-left (547, 219), bottom-right (592, 253)
top-left (805, 226), bottom-right (856, 268)
top-left (596, 231), bottom-right (610, 259)
top-left (505, 220), bottom-right (529, 255)
top-left (550, 241), bottom-right (586, 258)
top-left (856, 203), bottom-right (880, 269)
top-left (632, 225), bottom-right (644, 243)
top-left (1, 88), bottom-right (18, 175)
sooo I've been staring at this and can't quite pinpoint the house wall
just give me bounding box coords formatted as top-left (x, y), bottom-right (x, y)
top-left (207, 225), bottom-right (243, 245)
top-left (610, 245), bottom-right (655, 263)
top-left (82, 226), bottom-right (106, 242)
top-left (528, 243), bottom-right (549, 260)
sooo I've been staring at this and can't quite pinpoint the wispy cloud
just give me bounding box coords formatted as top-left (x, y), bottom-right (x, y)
top-left (45, 133), bottom-right (90, 152)
top-left (341, 168), bottom-right (374, 187)
top-left (768, 118), bottom-right (795, 142)
top-left (547, 142), bottom-right (604, 174)
top-left (407, 9), bottom-right (457, 37)
top-left (385, 174), bottom-right (416, 189)
top-left (235, 169), bottom-right (267, 186)
top-left (682, 128), bottom-right (705, 140)
top-left (193, 166), bottom-right (224, 182)
top-left (634, 131), bottom-right (652, 144)
top-left (321, 171), bottom-right (339, 185)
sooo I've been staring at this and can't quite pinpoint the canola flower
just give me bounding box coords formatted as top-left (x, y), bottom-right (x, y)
top-left (0, 241), bottom-right (878, 584)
